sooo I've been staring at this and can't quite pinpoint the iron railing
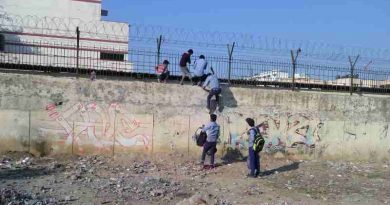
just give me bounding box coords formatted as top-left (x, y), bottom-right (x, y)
top-left (0, 39), bottom-right (389, 94)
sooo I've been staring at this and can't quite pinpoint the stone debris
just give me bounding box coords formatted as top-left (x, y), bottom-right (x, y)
top-left (2, 157), bottom-right (28, 169)
top-left (260, 159), bottom-right (390, 202)
top-left (0, 187), bottom-right (59, 205)
top-left (1, 152), bottom-right (390, 204)
top-left (176, 192), bottom-right (232, 205)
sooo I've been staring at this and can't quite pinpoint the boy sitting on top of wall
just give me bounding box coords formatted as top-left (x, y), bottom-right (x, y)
top-left (155, 60), bottom-right (170, 83)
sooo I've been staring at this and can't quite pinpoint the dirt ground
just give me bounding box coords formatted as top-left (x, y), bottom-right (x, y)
top-left (1, 151), bottom-right (390, 205)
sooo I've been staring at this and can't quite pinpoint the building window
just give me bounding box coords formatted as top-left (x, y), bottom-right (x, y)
top-left (101, 9), bottom-right (109, 17)
top-left (0, 34), bottom-right (4, 52)
top-left (100, 52), bottom-right (125, 61)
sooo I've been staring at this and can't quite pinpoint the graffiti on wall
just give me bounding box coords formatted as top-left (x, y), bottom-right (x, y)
top-left (343, 122), bottom-right (390, 141)
top-left (40, 102), bottom-right (152, 153)
top-left (342, 121), bottom-right (390, 157)
top-left (227, 113), bottom-right (323, 152)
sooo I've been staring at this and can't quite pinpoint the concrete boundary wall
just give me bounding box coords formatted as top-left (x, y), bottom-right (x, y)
top-left (0, 72), bottom-right (389, 160)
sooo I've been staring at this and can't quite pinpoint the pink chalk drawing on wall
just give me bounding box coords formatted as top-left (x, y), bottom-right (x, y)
top-left (43, 102), bottom-right (152, 153)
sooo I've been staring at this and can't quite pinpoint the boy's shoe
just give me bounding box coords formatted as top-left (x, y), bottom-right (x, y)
top-left (196, 160), bottom-right (204, 165)
top-left (203, 165), bottom-right (210, 170)
top-left (203, 165), bottom-right (215, 170)
top-left (246, 174), bottom-right (257, 178)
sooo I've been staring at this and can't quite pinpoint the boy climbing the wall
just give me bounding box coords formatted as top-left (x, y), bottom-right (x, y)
top-left (179, 49), bottom-right (194, 85)
top-left (202, 71), bottom-right (221, 114)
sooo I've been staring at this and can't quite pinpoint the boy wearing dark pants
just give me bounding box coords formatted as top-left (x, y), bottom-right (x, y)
top-left (246, 118), bottom-right (260, 178)
top-left (202, 73), bottom-right (221, 113)
top-left (200, 114), bottom-right (220, 169)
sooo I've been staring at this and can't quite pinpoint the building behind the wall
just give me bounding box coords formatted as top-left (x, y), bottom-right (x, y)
top-left (0, 0), bottom-right (132, 72)
top-left (247, 69), bottom-right (388, 88)
top-left (250, 70), bottom-right (289, 81)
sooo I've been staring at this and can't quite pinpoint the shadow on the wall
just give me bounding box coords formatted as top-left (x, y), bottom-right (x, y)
top-left (219, 85), bottom-right (238, 113)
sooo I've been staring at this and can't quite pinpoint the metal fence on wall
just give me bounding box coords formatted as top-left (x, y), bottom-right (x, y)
top-left (0, 15), bottom-right (390, 95)
top-left (1, 38), bottom-right (390, 94)
top-left (129, 24), bottom-right (390, 67)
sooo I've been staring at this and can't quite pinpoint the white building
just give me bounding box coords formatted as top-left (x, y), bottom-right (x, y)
top-left (294, 73), bottom-right (309, 79)
top-left (0, 0), bottom-right (132, 72)
top-left (250, 70), bottom-right (289, 81)
top-left (332, 78), bottom-right (381, 88)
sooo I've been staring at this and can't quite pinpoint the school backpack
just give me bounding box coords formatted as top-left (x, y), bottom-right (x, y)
top-left (252, 128), bottom-right (265, 153)
top-left (193, 128), bottom-right (207, 147)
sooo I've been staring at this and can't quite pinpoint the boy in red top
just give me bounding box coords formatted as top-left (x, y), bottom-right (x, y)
top-left (179, 49), bottom-right (194, 85)
top-left (155, 60), bottom-right (170, 83)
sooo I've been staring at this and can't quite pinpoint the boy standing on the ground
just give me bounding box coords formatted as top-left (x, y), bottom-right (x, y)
top-left (202, 73), bottom-right (221, 113)
top-left (179, 49), bottom-right (194, 85)
top-left (246, 118), bottom-right (261, 178)
top-left (155, 60), bottom-right (170, 83)
top-left (200, 114), bottom-right (220, 169)
top-left (192, 55), bottom-right (208, 86)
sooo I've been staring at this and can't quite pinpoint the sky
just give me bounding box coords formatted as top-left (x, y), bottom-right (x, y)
top-left (102, 0), bottom-right (390, 50)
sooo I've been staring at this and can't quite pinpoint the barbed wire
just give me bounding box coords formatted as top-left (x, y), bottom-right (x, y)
top-left (0, 13), bottom-right (389, 68)
top-left (0, 14), bottom-right (129, 41)
top-left (129, 24), bottom-right (390, 67)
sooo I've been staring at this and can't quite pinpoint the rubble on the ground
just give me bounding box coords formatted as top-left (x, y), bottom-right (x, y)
top-left (1, 152), bottom-right (390, 204)
top-left (176, 192), bottom-right (232, 205)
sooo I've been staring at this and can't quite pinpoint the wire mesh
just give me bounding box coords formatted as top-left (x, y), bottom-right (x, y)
top-left (0, 14), bottom-right (389, 94)
top-left (0, 38), bottom-right (389, 94)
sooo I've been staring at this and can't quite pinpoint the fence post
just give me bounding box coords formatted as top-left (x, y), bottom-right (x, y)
top-left (156, 35), bottom-right (162, 64)
top-left (290, 48), bottom-right (301, 91)
top-left (76, 27), bottom-right (80, 77)
top-left (227, 42), bottom-right (235, 84)
top-left (28, 110), bottom-right (31, 153)
top-left (348, 55), bottom-right (360, 95)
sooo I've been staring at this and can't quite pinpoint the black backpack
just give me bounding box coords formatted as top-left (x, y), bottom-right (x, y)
top-left (193, 128), bottom-right (207, 147)
top-left (252, 128), bottom-right (265, 153)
